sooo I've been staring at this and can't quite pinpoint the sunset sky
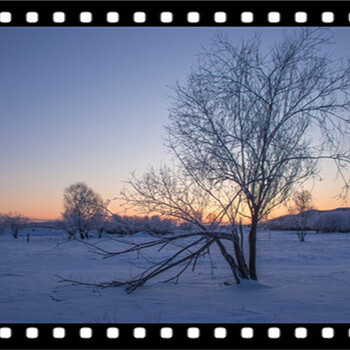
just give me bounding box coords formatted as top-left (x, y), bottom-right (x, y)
top-left (0, 27), bottom-right (349, 220)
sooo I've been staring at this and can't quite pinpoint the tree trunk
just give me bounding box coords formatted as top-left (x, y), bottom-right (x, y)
top-left (215, 239), bottom-right (240, 284)
top-left (233, 238), bottom-right (250, 279)
top-left (248, 216), bottom-right (258, 280)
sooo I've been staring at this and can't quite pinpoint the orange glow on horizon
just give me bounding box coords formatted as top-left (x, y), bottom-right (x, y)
top-left (5, 195), bottom-right (347, 224)
top-left (1, 167), bottom-right (347, 223)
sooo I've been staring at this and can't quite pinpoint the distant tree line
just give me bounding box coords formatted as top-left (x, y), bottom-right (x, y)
top-left (266, 209), bottom-right (350, 233)
top-left (103, 215), bottom-right (176, 235)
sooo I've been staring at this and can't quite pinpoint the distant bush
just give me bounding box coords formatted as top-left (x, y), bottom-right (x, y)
top-left (0, 214), bottom-right (7, 234)
top-left (1, 213), bottom-right (29, 238)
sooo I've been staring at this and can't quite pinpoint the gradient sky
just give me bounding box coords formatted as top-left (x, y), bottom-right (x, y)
top-left (0, 27), bottom-right (349, 220)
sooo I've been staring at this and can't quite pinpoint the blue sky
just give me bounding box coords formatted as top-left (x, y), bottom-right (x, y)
top-left (0, 27), bottom-right (349, 219)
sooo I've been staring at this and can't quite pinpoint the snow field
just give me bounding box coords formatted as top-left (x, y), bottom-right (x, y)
top-left (0, 229), bottom-right (350, 323)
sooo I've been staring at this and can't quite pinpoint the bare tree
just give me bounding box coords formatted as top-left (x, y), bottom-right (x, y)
top-left (291, 190), bottom-right (314, 241)
top-left (62, 182), bottom-right (106, 239)
top-left (165, 28), bottom-right (350, 280)
top-left (4, 213), bottom-right (28, 239)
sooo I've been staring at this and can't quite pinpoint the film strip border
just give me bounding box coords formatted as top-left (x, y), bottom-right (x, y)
top-left (0, 1), bottom-right (349, 349)
top-left (0, 324), bottom-right (349, 349)
top-left (0, 1), bottom-right (349, 26)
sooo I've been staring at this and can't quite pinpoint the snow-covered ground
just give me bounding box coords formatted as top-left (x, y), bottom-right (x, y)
top-left (1, 228), bottom-right (350, 323)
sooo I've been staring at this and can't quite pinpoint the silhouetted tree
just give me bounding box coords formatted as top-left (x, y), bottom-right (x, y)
top-left (62, 182), bottom-right (105, 239)
top-left (291, 190), bottom-right (314, 241)
top-left (4, 213), bottom-right (28, 239)
top-left (164, 28), bottom-right (350, 280)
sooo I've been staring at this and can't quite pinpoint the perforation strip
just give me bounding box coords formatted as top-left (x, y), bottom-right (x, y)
top-left (0, 325), bottom-right (346, 340)
top-left (0, 1), bottom-right (349, 26)
top-left (1, 324), bottom-right (350, 349)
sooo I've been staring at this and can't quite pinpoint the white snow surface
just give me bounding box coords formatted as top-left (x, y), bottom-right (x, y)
top-left (1, 229), bottom-right (350, 323)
